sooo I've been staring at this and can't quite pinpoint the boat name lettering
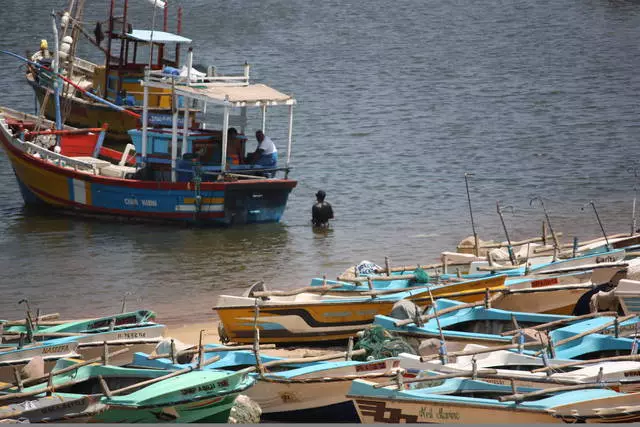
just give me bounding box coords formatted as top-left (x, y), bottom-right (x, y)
top-left (323, 311), bottom-right (352, 318)
top-left (357, 309), bottom-right (378, 316)
top-left (216, 380), bottom-right (229, 387)
top-left (355, 361), bottom-right (386, 372)
top-left (624, 370), bottom-right (640, 377)
top-left (124, 198), bottom-right (158, 207)
top-left (478, 378), bottom-right (507, 385)
top-left (116, 331), bottom-right (147, 339)
top-left (531, 278), bottom-right (559, 288)
top-left (39, 398), bottom-right (86, 414)
top-left (596, 255), bottom-right (617, 263)
top-left (181, 387), bottom-right (197, 395)
top-left (419, 406), bottom-right (460, 421)
top-left (42, 345), bottom-right (69, 354)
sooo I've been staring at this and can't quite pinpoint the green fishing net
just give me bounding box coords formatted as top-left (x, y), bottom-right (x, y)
top-left (353, 325), bottom-right (416, 361)
top-left (413, 267), bottom-right (430, 284)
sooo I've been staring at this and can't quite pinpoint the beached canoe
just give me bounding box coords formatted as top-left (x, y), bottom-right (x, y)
top-left (374, 298), bottom-right (639, 351)
top-left (214, 276), bottom-right (506, 344)
top-left (130, 345), bottom-right (401, 422)
top-left (347, 377), bottom-right (640, 423)
top-left (0, 358), bottom-right (254, 423)
top-left (398, 344), bottom-right (640, 393)
top-left (0, 341), bottom-right (80, 383)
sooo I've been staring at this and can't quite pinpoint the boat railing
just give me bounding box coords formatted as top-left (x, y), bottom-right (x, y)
top-left (70, 57), bottom-right (97, 75)
top-left (22, 140), bottom-right (100, 174)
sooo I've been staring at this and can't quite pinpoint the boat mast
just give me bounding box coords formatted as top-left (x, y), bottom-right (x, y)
top-left (51, 11), bottom-right (63, 147)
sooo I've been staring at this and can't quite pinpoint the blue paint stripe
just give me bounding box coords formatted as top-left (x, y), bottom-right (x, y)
top-left (67, 178), bottom-right (74, 201)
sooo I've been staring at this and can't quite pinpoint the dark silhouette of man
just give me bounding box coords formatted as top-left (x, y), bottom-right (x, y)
top-left (312, 190), bottom-right (334, 227)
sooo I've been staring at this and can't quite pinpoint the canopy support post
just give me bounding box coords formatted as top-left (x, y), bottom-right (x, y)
top-left (286, 104), bottom-right (294, 176)
top-left (181, 108), bottom-right (189, 159)
top-left (141, 68), bottom-right (149, 166)
top-left (261, 104), bottom-right (266, 132)
top-left (170, 79), bottom-right (179, 183)
top-left (220, 101), bottom-right (230, 178)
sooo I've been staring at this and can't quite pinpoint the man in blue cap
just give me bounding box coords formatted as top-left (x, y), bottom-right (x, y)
top-left (312, 190), bottom-right (334, 228)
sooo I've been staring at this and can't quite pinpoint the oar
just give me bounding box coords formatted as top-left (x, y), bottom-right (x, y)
top-left (498, 382), bottom-right (621, 402)
top-left (99, 355), bottom-right (221, 398)
top-left (533, 314), bottom-right (637, 355)
top-left (499, 311), bottom-right (618, 337)
top-left (148, 344), bottom-right (277, 360)
top-left (531, 354), bottom-right (640, 373)
top-left (0, 50), bottom-right (141, 119)
top-left (0, 348), bottom-right (130, 392)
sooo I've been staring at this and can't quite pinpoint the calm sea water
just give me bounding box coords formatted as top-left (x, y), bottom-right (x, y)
top-left (0, 0), bottom-right (639, 324)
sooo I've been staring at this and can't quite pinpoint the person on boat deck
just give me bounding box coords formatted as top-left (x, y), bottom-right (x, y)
top-left (247, 130), bottom-right (278, 168)
top-left (30, 39), bottom-right (51, 63)
top-left (225, 127), bottom-right (243, 167)
top-left (312, 190), bottom-right (334, 228)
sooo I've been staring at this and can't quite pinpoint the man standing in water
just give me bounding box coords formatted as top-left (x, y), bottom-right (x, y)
top-left (312, 190), bottom-right (334, 228)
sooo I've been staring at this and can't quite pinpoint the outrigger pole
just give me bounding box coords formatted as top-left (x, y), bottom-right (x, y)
top-left (530, 196), bottom-right (560, 260)
top-left (464, 173), bottom-right (480, 257)
top-left (582, 200), bottom-right (610, 251)
top-left (496, 201), bottom-right (517, 265)
top-left (0, 50), bottom-right (141, 120)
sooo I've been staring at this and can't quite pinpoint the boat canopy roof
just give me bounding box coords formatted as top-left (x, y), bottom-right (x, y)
top-left (126, 30), bottom-right (192, 44)
top-left (174, 83), bottom-right (296, 108)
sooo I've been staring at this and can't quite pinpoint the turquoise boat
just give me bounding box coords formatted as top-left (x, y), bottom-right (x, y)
top-left (0, 358), bottom-right (254, 423)
top-left (130, 344), bottom-right (401, 422)
top-left (0, 309), bottom-right (158, 338)
top-left (347, 376), bottom-right (640, 423)
top-left (375, 298), bottom-right (639, 348)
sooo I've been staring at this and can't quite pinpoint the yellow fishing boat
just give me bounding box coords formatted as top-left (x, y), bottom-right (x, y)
top-left (213, 276), bottom-right (507, 344)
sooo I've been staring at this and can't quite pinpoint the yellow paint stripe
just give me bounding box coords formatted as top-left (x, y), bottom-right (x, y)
top-left (85, 181), bottom-right (92, 206)
top-left (183, 197), bottom-right (224, 204)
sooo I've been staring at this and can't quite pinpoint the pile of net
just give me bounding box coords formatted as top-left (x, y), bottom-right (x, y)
top-left (353, 324), bottom-right (416, 361)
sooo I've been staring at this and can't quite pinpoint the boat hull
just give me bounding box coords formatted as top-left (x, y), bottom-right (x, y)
top-left (0, 118), bottom-right (296, 226)
top-left (215, 277), bottom-right (506, 344)
top-left (349, 395), bottom-right (561, 423)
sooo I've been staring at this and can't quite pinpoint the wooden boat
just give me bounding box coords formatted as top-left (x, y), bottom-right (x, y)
top-left (1, 309), bottom-right (156, 337)
top-left (347, 376), bottom-right (640, 423)
top-left (0, 83), bottom-right (297, 224)
top-left (0, 341), bottom-right (80, 383)
top-left (616, 279), bottom-right (640, 315)
top-left (214, 276), bottom-right (507, 344)
top-left (0, 357), bottom-right (254, 423)
top-left (0, 308), bottom-right (166, 367)
top-left (130, 344), bottom-right (401, 422)
top-left (398, 344), bottom-right (640, 393)
top-left (25, 0), bottom-right (191, 142)
top-left (374, 298), bottom-right (639, 351)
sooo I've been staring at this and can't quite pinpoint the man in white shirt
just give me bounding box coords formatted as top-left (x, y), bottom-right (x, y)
top-left (248, 130), bottom-right (278, 170)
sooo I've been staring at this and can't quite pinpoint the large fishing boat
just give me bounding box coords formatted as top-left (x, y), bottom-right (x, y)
top-left (0, 66), bottom-right (298, 225)
top-left (25, 0), bottom-right (189, 142)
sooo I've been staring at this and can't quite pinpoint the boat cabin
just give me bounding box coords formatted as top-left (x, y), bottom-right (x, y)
top-left (134, 53), bottom-right (297, 183)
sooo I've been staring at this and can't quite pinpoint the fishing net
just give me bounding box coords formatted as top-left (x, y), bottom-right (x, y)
top-left (411, 267), bottom-right (430, 284)
top-left (353, 325), bottom-right (417, 361)
top-left (228, 395), bottom-right (262, 424)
